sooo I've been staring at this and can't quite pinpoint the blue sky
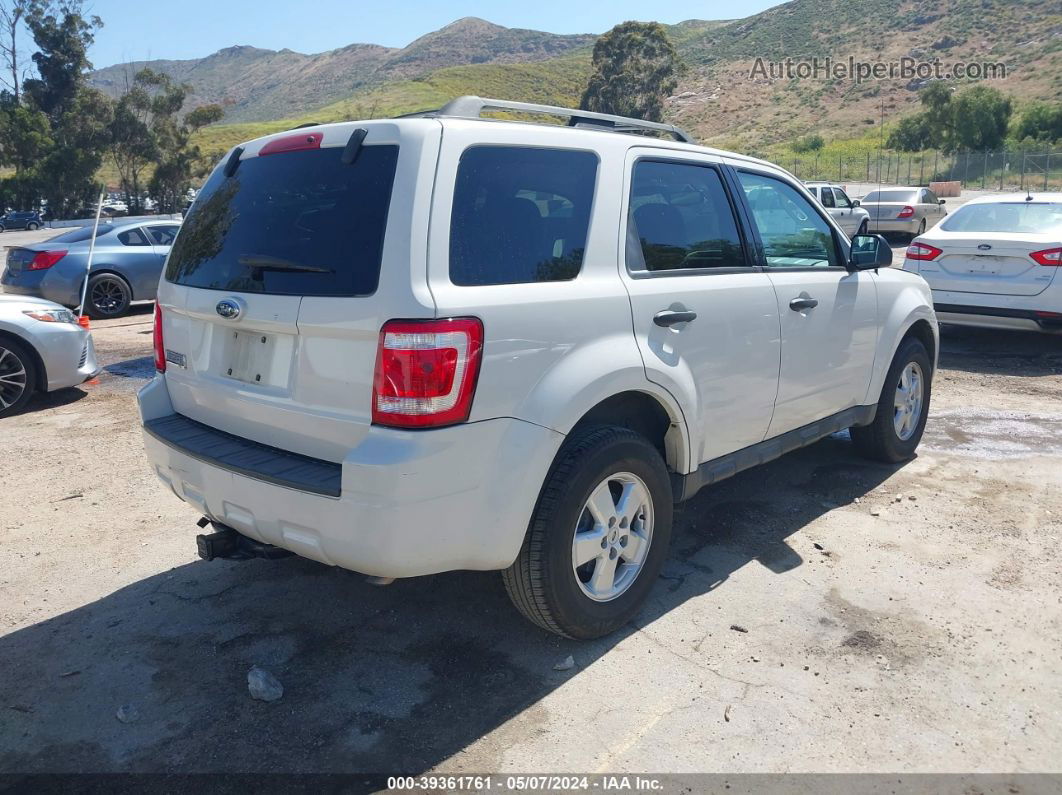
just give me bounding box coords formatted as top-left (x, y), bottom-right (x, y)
top-left (85, 0), bottom-right (783, 68)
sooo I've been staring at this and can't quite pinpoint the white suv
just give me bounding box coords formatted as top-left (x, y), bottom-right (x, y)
top-left (139, 97), bottom-right (938, 639)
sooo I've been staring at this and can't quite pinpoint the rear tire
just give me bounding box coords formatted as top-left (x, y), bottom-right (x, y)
top-left (86, 273), bottom-right (132, 319)
top-left (503, 425), bottom-right (673, 639)
top-left (26, 222), bottom-right (39, 231)
top-left (0, 337), bottom-right (38, 418)
top-left (851, 337), bottom-right (932, 463)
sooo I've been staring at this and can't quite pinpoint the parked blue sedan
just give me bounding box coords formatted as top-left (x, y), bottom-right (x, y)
top-left (1, 220), bottom-right (180, 318)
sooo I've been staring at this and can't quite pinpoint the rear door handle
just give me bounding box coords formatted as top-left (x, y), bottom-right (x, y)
top-left (653, 310), bottom-right (697, 327)
top-left (789, 297), bottom-right (819, 311)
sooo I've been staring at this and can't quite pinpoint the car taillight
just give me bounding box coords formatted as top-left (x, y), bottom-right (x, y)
top-left (1030, 247), bottom-right (1062, 266)
top-left (905, 242), bottom-right (942, 261)
top-left (372, 318), bottom-right (483, 428)
top-left (897, 206), bottom-right (915, 219)
top-left (153, 303), bottom-right (166, 373)
top-left (27, 250), bottom-right (67, 270)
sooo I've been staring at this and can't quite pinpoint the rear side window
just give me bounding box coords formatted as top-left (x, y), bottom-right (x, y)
top-left (118, 228), bottom-right (150, 246)
top-left (166, 145), bottom-right (399, 296)
top-left (449, 146), bottom-right (598, 286)
top-left (627, 160), bottom-right (748, 272)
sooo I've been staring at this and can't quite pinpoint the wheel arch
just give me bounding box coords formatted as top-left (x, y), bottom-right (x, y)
top-left (866, 295), bottom-right (939, 404)
top-left (568, 389), bottom-right (690, 476)
top-left (0, 328), bottom-right (46, 391)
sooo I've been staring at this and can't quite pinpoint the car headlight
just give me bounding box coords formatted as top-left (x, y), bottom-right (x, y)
top-left (23, 308), bottom-right (78, 324)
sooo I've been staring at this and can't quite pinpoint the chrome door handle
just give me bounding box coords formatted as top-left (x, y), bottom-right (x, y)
top-left (789, 297), bottom-right (818, 311)
top-left (653, 310), bottom-right (697, 327)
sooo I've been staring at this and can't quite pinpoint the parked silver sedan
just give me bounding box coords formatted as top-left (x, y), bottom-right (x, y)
top-left (862, 186), bottom-right (948, 239)
top-left (0, 294), bottom-right (100, 417)
top-left (1, 219), bottom-right (180, 318)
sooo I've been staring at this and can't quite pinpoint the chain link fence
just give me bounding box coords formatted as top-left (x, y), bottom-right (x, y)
top-left (778, 149), bottom-right (1062, 192)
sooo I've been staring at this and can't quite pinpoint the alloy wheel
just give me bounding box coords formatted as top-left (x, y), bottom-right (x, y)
top-left (0, 346), bottom-right (28, 411)
top-left (571, 472), bottom-right (654, 602)
top-left (90, 277), bottom-right (127, 316)
top-left (893, 361), bottom-right (924, 441)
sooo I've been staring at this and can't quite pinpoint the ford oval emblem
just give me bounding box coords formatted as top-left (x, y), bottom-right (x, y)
top-left (216, 299), bottom-right (242, 320)
top-left (978, 244), bottom-right (992, 251)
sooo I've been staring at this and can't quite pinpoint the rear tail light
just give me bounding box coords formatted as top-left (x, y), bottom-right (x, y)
top-left (27, 250), bottom-right (67, 270)
top-left (897, 206), bottom-right (915, 219)
top-left (153, 303), bottom-right (166, 373)
top-left (905, 242), bottom-right (942, 261)
top-left (1030, 247), bottom-right (1062, 266)
top-left (372, 318), bottom-right (483, 428)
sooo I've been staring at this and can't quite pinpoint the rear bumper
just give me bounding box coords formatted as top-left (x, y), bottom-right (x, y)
top-left (1, 268), bottom-right (81, 307)
top-left (868, 218), bottom-right (920, 234)
top-left (138, 376), bottom-right (564, 577)
top-left (935, 303), bottom-right (1062, 334)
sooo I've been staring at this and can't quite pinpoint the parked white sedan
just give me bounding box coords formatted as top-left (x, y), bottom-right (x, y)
top-left (902, 193), bottom-right (1062, 333)
top-left (0, 295), bottom-right (100, 416)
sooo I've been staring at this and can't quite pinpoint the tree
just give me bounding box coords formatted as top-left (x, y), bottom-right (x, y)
top-left (887, 113), bottom-right (936, 151)
top-left (149, 100), bottom-right (224, 213)
top-left (1012, 102), bottom-right (1062, 145)
top-left (22, 0), bottom-right (101, 120)
top-left (580, 21), bottom-right (682, 123)
top-left (949, 85), bottom-right (1011, 151)
top-left (0, 0), bottom-right (29, 100)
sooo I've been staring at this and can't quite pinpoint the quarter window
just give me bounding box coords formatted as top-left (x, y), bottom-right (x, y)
top-left (118, 228), bottom-right (150, 246)
top-left (627, 160), bottom-right (748, 272)
top-left (819, 188), bottom-right (836, 208)
top-left (449, 146), bottom-right (598, 286)
top-left (737, 171), bottom-right (840, 268)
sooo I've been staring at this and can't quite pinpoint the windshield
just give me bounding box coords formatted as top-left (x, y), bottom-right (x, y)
top-left (940, 202), bottom-right (1062, 235)
top-left (862, 190), bottom-right (919, 204)
top-left (166, 144), bottom-right (399, 296)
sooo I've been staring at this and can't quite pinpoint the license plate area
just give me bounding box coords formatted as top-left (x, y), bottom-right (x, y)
top-left (221, 329), bottom-right (294, 388)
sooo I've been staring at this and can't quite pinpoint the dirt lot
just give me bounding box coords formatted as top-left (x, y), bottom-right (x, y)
top-left (1, 306), bottom-right (1061, 778)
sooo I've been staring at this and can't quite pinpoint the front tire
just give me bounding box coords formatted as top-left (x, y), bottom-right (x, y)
top-left (86, 273), bottom-right (132, 319)
top-left (0, 338), bottom-right (37, 418)
top-left (856, 220), bottom-right (868, 237)
top-left (503, 425), bottom-right (673, 639)
top-left (851, 337), bottom-right (932, 462)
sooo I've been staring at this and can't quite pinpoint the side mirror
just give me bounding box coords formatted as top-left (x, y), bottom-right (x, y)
top-left (849, 233), bottom-right (892, 270)
top-left (852, 199), bottom-right (861, 207)
top-left (938, 198), bottom-right (946, 205)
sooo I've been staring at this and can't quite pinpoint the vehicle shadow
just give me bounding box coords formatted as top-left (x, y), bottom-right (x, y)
top-left (0, 434), bottom-right (902, 777)
top-left (1, 387), bottom-right (87, 419)
top-left (938, 324), bottom-right (1062, 377)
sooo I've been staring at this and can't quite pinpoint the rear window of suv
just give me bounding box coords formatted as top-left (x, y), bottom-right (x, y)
top-left (165, 144), bottom-right (399, 296)
top-left (449, 146), bottom-right (598, 286)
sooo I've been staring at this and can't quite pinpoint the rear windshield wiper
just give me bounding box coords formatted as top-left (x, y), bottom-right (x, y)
top-left (237, 255), bottom-right (334, 274)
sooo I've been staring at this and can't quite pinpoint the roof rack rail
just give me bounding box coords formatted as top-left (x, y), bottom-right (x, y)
top-left (418, 96), bottom-right (694, 143)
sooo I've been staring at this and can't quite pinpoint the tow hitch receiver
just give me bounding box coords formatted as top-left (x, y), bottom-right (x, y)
top-left (195, 521), bottom-right (294, 562)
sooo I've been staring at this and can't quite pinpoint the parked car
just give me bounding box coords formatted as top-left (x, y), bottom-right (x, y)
top-left (139, 97), bottom-right (937, 639)
top-left (0, 294), bottom-right (100, 417)
top-left (1, 219), bottom-right (181, 318)
top-left (0, 210), bottom-right (44, 232)
top-left (804, 182), bottom-right (870, 238)
top-left (902, 193), bottom-right (1062, 333)
top-left (862, 186), bottom-right (948, 239)
top-left (102, 201), bottom-right (129, 217)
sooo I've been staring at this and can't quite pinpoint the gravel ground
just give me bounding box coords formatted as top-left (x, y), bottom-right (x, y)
top-left (1, 303), bottom-right (1061, 778)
